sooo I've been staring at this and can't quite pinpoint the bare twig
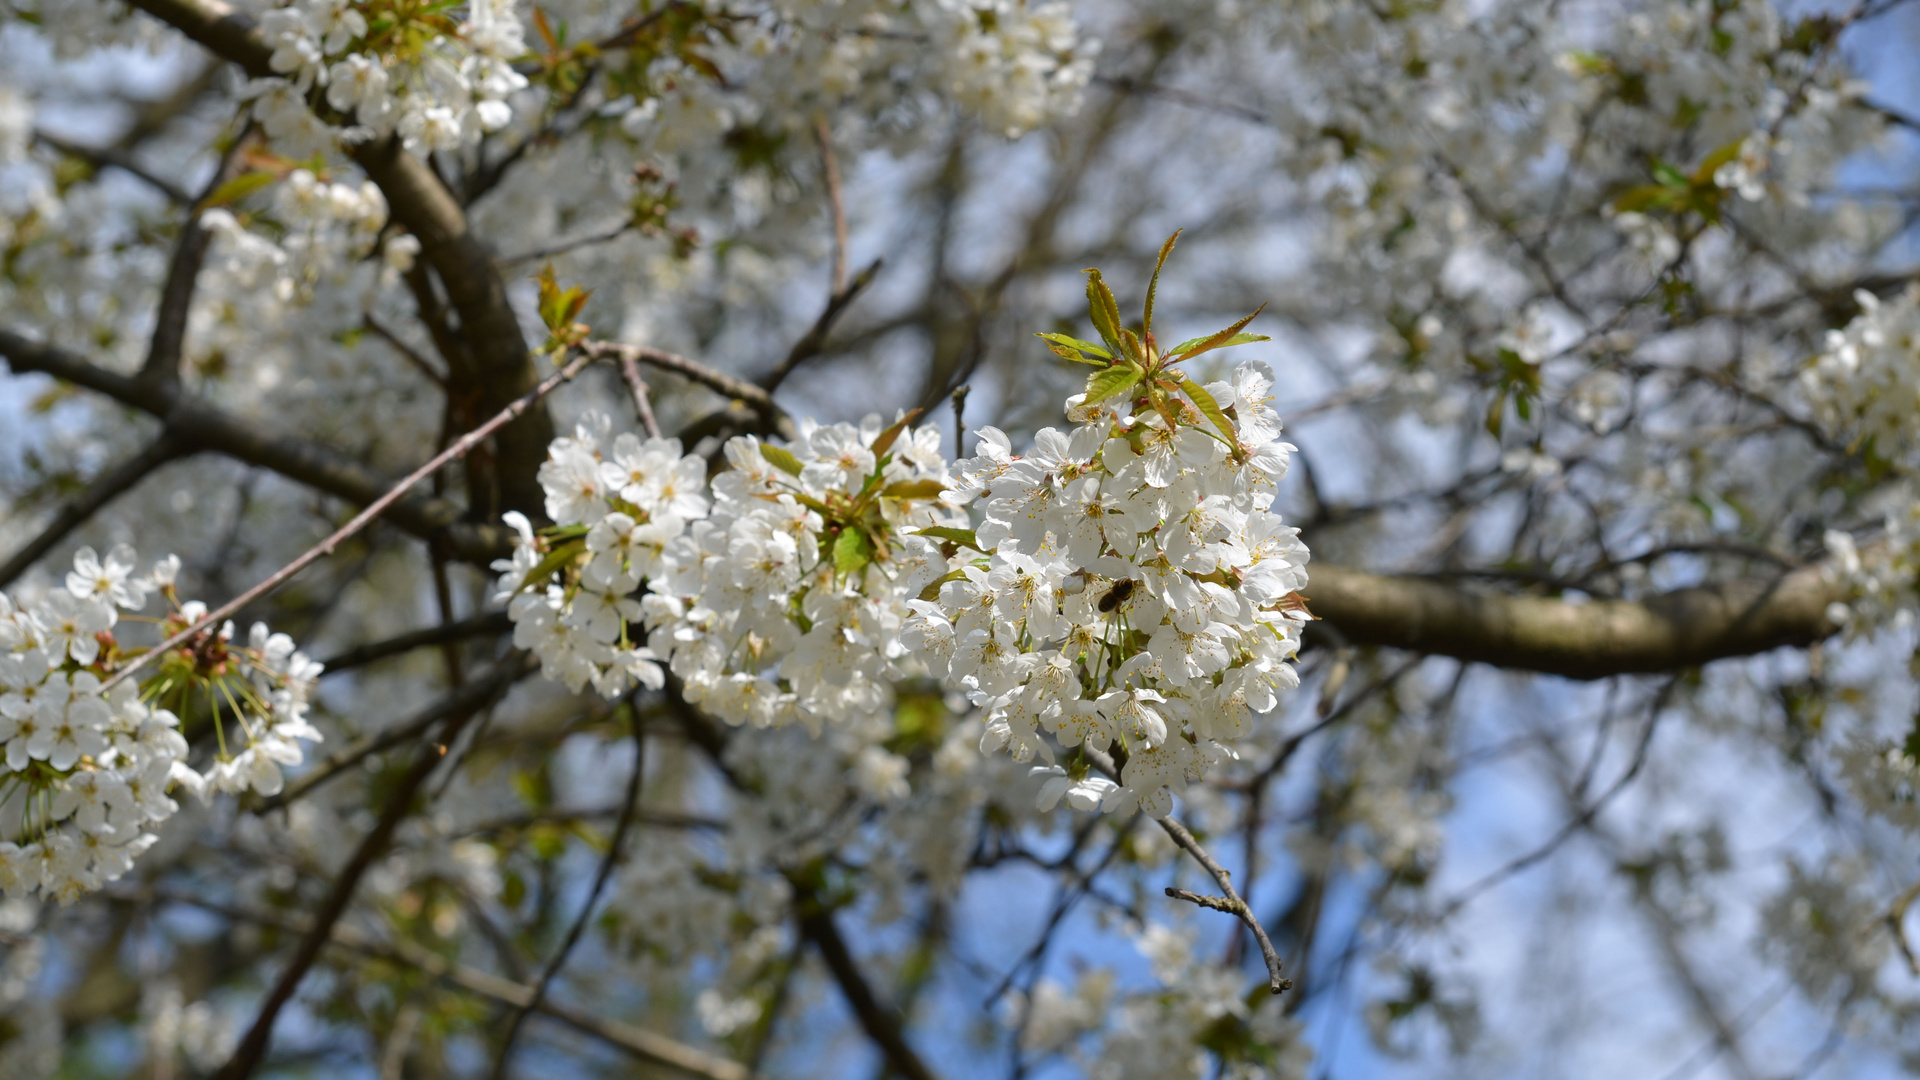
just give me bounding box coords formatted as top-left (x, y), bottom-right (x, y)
top-left (101, 350), bottom-right (593, 692)
top-left (209, 665), bottom-right (504, 1080)
top-left (362, 313), bottom-right (448, 386)
top-left (0, 436), bottom-right (188, 589)
top-left (756, 259), bottom-right (881, 394)
top-left (315, 611), bottom-right (512, 673)
top-left (582, 341), bottom-right (779, 420)
top-left (258, 652), bottom-right (536, 814)
top-left (490, 701), bottom-right (647, 1078)
top-left (617, 351), bottom-right (663, 439)
top-left (154, 891), bottom-right (759, 1080)
top-left (1157, 816), bottom-right (1291, 994)
top-left (813, 113), bottom-right (849, 294)
top-left (32, 129), bottom-right (192, 204)
top-left (949, 384), bottom-right (969, 460)
top-left (497, 221), bottom-right (634, 268)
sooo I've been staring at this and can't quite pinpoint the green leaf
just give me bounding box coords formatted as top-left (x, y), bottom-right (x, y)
top-left (1144, 229), bottom-right (1181, 334)
top-left (1084, 269), bottom-right (1126, 356)
top-left (883, 478), bottom-right (947, 499)
top-left (1651, 160), bottom-right (1689, 188)
top-left (1610, 184), bottom-right (1682, 214)
top-left (1083, 365), bottom-right (1142, 406)
top-left (1690, 139), bottom-right (1746, 186)
top-left (1045, 341), bottom-right (1108, 366)
top-left (759, 443), bottom-right (804, 476)
top-left (833, 527), bottom-right (874, 578)
top-left (1119, 327), bottom-right (1146, 364)
top-left (917, 567), bottom-right (969, 602)
top-left (909, 526), bottom-right (981, 551)
top-left (519, 538), bottom-right (585, 593)
top-left (1169, 306), bottom-right (1270, 363)
top-left (869, 408), bottom-right (925, 456)
top-left (201, 170), bottom-right (277, 208)
top-left (1036, 333), bottom-right (1112, 359)
top-left (1179, 377), bottom-right (1240, 448)
top-left (1167, 333), bottom-right (1271, 356)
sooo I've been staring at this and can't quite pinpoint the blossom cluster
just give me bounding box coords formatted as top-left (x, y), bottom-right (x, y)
top-left (0, 547), bottom-right (324, 903)
top-left (495, 415), bottom-right (707, 698)
top-left (251, 0), bottom-right (528, 155)
top-left (913, 356), bottom-right (1309, 818)
top-left (931, 0), bottom-right (1097, 139)
top-left (645, 415), bottom-right (962, 734)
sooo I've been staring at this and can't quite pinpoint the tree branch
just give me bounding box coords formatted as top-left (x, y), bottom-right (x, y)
top-left (1158, 816), bottom-right (1291, 995)
top-left (258, 652), bottom-right (536, 814)
top-left (490, 701), bottom-right (646, 1078)
top-left (796, 898), bottom-right (943, 1080)
top-left (1306, 562), bottom-right (1843, 679)
top-left (101, 349), bottom-right (594, 692)
top-left (209, 657), bottom-right (508, 1080)
top-left (124, 0), bottom-right (555, 517)
top-left (315, 610), bottom-right (512, 673)
top-left (158, 891), bottom-right (759, 1080)
top-left (0, 435), bottom-right (189, 589)
top-left (0, 328), bottom-right (510, 562)
top-left (141, 124), bottom-right (255, 390)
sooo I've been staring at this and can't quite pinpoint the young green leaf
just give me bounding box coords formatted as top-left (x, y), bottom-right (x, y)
top-left (759, 443), bottom-right (804, 476)
top-left (833, 527), bottom-right (874, 578)
top-left (201, 170), bottom-right (278, 208)
top-left (1036, 332), bottom-right (1112, 359)
top-left (917, 567), bottom-right (970, 601)
top-left (1144, 229), bottom-right (1181, 334)
top-left (1169, 305), bottom-right (1269, 363)
top-left (910, 526), bottom-right (982, 550)
top-left (1045, 341), bottom-right (1109, 366)
top-left (1084, 269), bottom-right (1126, 356)
top-left (870, 408), bottom-right (926, 456)
top-left (883, 479), bottom-right (948, 499)
top-left (1166, 331), bottom-right (1272, 356)
top-left (1179, 377), bottom-right (1241, 449)
top-left (1084, 365), bottom-right (1143, 406)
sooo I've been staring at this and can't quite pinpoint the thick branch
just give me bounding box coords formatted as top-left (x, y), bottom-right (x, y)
top-left (1307, 562), bottom-right (1842, 679)
top-left (0, 329), bottom-right (508, 562)
top-left (142, 127), bottom-right (255, 390)
top-left (124, 0), bottom-right (553, 516)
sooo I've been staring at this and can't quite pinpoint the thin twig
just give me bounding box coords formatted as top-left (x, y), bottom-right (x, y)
top-left (490, 700), bottom-right (647, 1078)
top-left (101, 349), bottom-right (594, 692)
top-left (617, 351), bottom-right (663, 439)
top-left (316, 611), bottom-right (512, 673)
top-left (581, 341), bottom-right (778, 419)
top-left (813, 113), bottom-right (849, 294)
top-left (32, 129), bottom-right (192, 204)
top-left (0, 436), bottom-right (188, 589)
top-left (209, 668), bottom-right (503, 1080)
top-left (362, 313), bottom-right (448, 386)
top-left (152, 890), bottom-right (758, 1080)
top-left (756, 259), bottom-right (881, 394)
top-left (258, 653), bottom-right (535, 813)
top-left (949, 384), bottom-right (969, 460)
top-left (1157, 816), bottom-right (1291, 995)
top-left (497, 221), bottom-right (634, 269)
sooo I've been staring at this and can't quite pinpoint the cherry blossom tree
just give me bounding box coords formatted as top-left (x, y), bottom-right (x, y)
top-left (2, 0), bottom-right (1920, 1077)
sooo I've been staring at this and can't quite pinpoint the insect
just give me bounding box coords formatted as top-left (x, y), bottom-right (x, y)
top-left (1097, 578), bottom-right (1137, 613)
